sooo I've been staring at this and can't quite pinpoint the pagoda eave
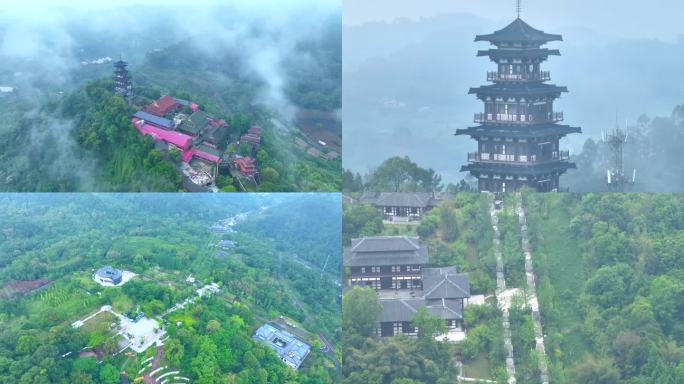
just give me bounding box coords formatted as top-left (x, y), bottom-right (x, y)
top-left (468, 83), bottom-right (568, 99)
top-left (461, 161), bottom-right (576, 176)
top-left (477, 49), bottom-right (560, 58)
top-left (474, 18), bottom-right (563, 44)
top-left (455, 124), bottom-right (581, 138)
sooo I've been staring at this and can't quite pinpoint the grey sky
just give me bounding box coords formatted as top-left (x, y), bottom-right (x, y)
top-left (6, 0), bottom-right (338, 12)
top-left (344, 0), bottom-right (684, 41)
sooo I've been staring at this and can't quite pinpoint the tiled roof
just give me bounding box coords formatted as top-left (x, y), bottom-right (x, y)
top-left (361, 192), bottom-right (437, 208)
top-left (344, 236), bottom-right (428, 267)
top-left (422, 267), bottom-right (471, 300)
top-left (475, 18), bottom-right (562, 44)
top-left (133, 111), bottom-right (173, 129)
top-left (145, 95), bottom-right (180, 117)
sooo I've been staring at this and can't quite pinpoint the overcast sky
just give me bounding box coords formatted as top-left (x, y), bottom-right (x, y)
top-left (3, 0), bottom-right (338, 16)
top-left (344, 0), bottom-right (684, 42)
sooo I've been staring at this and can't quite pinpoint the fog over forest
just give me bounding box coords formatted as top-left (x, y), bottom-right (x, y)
top-left (343, 1), bottom-right (684, 191)
top-left (0, 0), bottom-right (340, 191)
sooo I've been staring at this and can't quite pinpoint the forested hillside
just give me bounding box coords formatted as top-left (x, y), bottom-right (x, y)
top-left (525, 193), bottom-right (684, 383)
top-left (0, 194), bottom-right (340, 383)
top-left (343, 193), bottom-right (684, 383)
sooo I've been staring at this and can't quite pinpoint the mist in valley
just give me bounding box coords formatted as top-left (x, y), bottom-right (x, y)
top-left (0, 0), bottom-right (340, 191)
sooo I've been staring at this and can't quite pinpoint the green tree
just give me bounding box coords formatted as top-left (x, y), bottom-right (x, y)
top-left (207, 319), bottom-right (221, 333)
top-left (439, 206), bottom-right (459, 242)
top-left (165, 338), bottom-right (185, 368)
top-left (261, 167), bottom-right (280, 183)
top-left (343, 204), bottom-right (383, 245)
top-left (191, 337), bottom-right (220, 384)
top-left (98, 364), bottom-right (119, 384)
top-left (343, 286), bottom-right (382, 338)
top-left (572, 357), bottom-right (620, 384)
top-left (585, 263), bottom-right (634, 308)
top-left (411, 306), bottom-right (446, 339)
top-left (649, 275), bottom-right (684, 335)
top-left (366, 156), bottom-right (442, 192)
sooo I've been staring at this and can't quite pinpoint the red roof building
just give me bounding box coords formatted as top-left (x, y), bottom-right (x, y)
top-left (234, 157), bottom-right (258, 177)
top-left (241, 126), bottom-right (261, 145)
top-left (145, 95), bottom-right (181, 117)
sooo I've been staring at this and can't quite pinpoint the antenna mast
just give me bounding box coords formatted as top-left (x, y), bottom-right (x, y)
top-left (517, 0), bottom-right (522, 18)
top-left (604, 117), bottom-right (635, 192)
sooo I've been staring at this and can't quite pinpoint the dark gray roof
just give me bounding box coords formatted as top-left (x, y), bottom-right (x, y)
top-left (173, 97), bottom-right (190, 106)
top-left (455, 124), bottom-right (582, 139)
top-left (422, 267), bottom-right (471, 300)
top-left (206, 125), bottom-right (229, 146)
top-left (344, 236), bottom-right (428, 267)
top-left (475, 18), bottom-right (562, 44)
top-left (361, 192), bottom-right (438, 208)
top-left (96, 265), bottom-right (122, 281)
top-left (154, 140), bottom-right (169, 151)
top-left (469, 83), bottom-right (568, 98)
top-left (379, 298), bottom-right (424, 322)
top-left (379, 297), bottom-right (464, 322)
top-left (133, 110), bottom-right (173, 129)
top-left (476, 48), bottom-right (560, 58)
top-left (460, 160), bottom-right (577, 176)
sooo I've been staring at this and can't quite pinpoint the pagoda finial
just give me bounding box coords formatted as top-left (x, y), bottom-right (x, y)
top-left (517, 0), bottom-right (522, 18)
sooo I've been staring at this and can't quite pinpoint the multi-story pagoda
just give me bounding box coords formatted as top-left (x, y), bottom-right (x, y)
top-left (113, 59), bottom-right (132, 99)
top-left (456, 17), bottom-right (581, 192)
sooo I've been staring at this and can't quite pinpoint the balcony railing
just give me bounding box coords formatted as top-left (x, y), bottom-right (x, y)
top-left (469, 151), bottom-right (570, 163)
top-left (554, 150), bottom-right (570, 160)
top-left (474, 112), bottom-right (563, 124)
top-left (487, 71), bottom-right (551, 82)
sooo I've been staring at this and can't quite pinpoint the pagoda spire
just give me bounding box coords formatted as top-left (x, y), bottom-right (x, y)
top-left (517, 0), bottom-right (522, 19)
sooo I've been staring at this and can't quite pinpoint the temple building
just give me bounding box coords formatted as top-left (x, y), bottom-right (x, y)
top-left (253, 324), bottom-right (311, 370)
top-left (344, 236), bottom-right (470, 338)
top-left (359, 192), bottom-right (441, 222)
top-left (131, 95), bottom-right (228, 168)
top-left (113, 60), bottom-right (132, 99)
top-left (456, 18), bottom-right (581, 192)
top-left (95, 266), bottom-right (123, 285)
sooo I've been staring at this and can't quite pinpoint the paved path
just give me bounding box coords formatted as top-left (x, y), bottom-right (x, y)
top-left (490, 196), bottom-right (517, 384)
top-left (516, 195), bottom-right (549, 384)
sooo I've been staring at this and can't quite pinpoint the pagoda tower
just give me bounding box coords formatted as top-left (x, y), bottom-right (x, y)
top-left (113, 59), bottom-right (132, 99)
top-left (456, 17), bottom-right (581, 192)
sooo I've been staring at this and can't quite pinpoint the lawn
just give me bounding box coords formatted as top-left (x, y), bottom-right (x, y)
top-left (80, 311), bottom-right (118, 334)
top-left (525, 194), bottom-right (591, 367)
top-left (380, 223), bottom-right (417, 236)
top-left (462, 352), bottom-right (493, 380)
top-left (168, 310), bottom-right (197, 327)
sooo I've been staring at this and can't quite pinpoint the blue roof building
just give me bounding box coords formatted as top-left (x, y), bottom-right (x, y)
top-left (133, 110), bottom-right (173, 129)
top-left (253, 324), bottom-right (311, 370)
